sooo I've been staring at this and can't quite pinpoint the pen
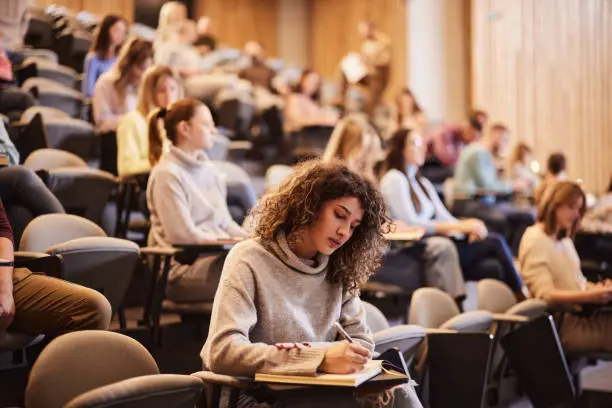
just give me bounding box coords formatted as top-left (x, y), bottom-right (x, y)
top-left (333, 321), bottom-right (354, 343)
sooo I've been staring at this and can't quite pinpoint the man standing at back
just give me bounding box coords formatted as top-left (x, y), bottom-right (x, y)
top-left (358, 20), bottom-right (391, 119)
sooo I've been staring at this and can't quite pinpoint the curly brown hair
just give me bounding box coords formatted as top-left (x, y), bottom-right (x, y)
top-left (249, 160), bottom-right (391, 295)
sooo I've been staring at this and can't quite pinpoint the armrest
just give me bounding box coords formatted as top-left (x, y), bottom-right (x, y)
top-left (14, 251), bottom-right (63, 279)
top-left (491, 313), bottom-right (530, 324)
top-left (425, 328), bottom-right (457, 335)
top-left (384, 230), bottom-right (425, 242)
top-left (191, 371), bottom-right (252, 389)
top-left (374, 325), bottom-right (426, 355)
top-left (140, 247), bottom-right (180, 257)
top-left (173, 241), bottom-right (238, 265)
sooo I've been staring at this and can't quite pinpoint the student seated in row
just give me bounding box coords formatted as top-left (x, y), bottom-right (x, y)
top-left (202, 160), bottom-right (422, 407)
top-left (146, 98), bottom-right (248, 303)
top-left (93, 38), bottom-right (154, 133)
top-left (82, 14), bottom-right (127, 98)
top-left (323, 116), bottom-right (465, 302)
top-left (116, 65), bottom-right (182, 177)
top-left (519, 181), bottom-right (612, 351)
top-left (380, 129), bottom-right (524, 297)
top-left (0, 198), bottom-right (111, 337)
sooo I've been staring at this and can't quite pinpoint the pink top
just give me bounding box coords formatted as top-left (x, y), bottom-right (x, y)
top-left (425, 124), bottom-right (464, 167)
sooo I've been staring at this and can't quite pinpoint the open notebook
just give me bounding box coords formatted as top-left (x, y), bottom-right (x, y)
top-left (255, 360), bottom-right (383, 388)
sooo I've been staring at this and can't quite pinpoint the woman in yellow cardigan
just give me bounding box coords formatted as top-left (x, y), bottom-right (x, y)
top-left (116, 66), bottom-right (182, 177)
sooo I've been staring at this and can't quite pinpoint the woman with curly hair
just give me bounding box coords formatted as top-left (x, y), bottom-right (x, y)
top-left (323, 116), bottom-right (466, 302)
top-left (201, 160), bottom-right (422, 407)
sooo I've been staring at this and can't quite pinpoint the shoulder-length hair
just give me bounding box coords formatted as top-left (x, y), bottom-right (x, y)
top-left (113, 37), bottom-right (153, 91)
top-left (295, 69), bottom-right (321, 102)
top-left (537, 181), bottom-right (586, 239)
top-left (248, 160), bottom-right (391, 296)
top-left (91, 14), bottom-right (126, 59)
top-left (137, 66), bottom-right (183, 117)
top-left (380, 128), bottom-right (432, 213)
top-left (509, 142), bottom-right (532, 168)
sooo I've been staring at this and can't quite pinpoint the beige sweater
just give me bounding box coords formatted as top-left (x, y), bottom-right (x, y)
top-left (201, 232), bottom-right (374, 377)
top-left (147, 146), bottom-right (246, 248)
top-left (518, 224), bottom-right (587, 303)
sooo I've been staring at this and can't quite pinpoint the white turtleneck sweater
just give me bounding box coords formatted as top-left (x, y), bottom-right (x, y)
top-left (380, 166), bottom-right (457, 234)
top-left (147, 145), bottom-right (247, 250)
top-left (201, 232), bottom-right (374, 377)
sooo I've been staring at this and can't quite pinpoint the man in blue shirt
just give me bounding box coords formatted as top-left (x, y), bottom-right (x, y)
top-left (453, 123), bottom-right (535, 254)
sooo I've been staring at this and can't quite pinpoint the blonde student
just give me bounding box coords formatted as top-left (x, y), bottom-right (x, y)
top-left (146, 98), bottom-right (248, 303)
top-left (202, 160), bottom-right (422, 407)
top-left (116, 65), bottom-right (182, 176)
top-left (519, 181), bottom-right (612, 351)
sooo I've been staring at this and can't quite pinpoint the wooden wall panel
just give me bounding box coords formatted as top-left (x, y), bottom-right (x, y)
top-left (35, 0), bottom-right (134, 21)
top-left (472, 0), bottom-right (612, 192)
top-left (310, 0), bottom-right (407, 101)
top-left (195, 0), bottom-right (279, 57)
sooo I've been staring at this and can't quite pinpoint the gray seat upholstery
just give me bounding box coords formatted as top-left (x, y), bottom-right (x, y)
top-left (21, 106), bottom-right (71, 123)
top-left (64, 374), bottom-right (204, 408)
top-left (22, 57), bottom-right (79, 88)
top-left (42, 118), bottom-right (96, 160)
top-left (26, 331), bottom-right (159, 408)
top-left (363, 301), bottom-right (426, 356)
top-left (20, 215), bottom-right (139, 314)
top-left (265, 164), bottom-right (294, 191)
top-left (212, 161), bottom-right (257, 223)
top-left (24, 149), bottom-right (115, 224)
top-left (477, 279), bottom-right (548, 319)
top-left (410, 287), bottom-right (493, 332)
top-left (24, 148), bottom-right (87, 170)
top-left (0, 331), bottom-right (44, 352)
top-left (22, 77), bottom-right (86, 118)
top-left (20, 213), bottom-right (106, 253)
top-left (46, 236), bottom-right (139, 314)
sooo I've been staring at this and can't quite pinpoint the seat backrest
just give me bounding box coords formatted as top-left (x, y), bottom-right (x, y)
top-left (409, 287), bottom-right (460, 329)
top-left (362, 301), bottom-right (390, 333)
top-left (477, 278), bottom-right (517, 314)
top-left (22, 106), bottom-right (71, 123)
top-left (22, 77), bottom-right (83, 99)
top-left (19, 213), bottom-right (106, 252)
top-left (212, 161), bottom-right (257, 212)
top-left (44, 118), bottom-right (96, 159)
top-left (46, 236), bottom-right (140, 313)
top-left (48, 168), bottom-right (115, 224)
top-left (265, 164), bottom-right (294, 192)
top-left (64, 374), bottom-right (203, 408)
top-left (26, 331), bottom-right (159, 408)
top-left (24, 148), bottom-right (87, 171)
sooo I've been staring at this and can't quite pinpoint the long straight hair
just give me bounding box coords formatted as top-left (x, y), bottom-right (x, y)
top-left (380, 128), bottom-right (432, 213)
top-left (148, 97), bottom-right (202, 165)
top-left (113, 38), bottom-right (153, 93)
top-left (90, 15), bottom-right (126, 59)
top-left (537, 181), bottom-right (586, 239)
top-left (136, 66), bottom-right (183, 117)
top-left (395, 88), bottom-right (422, 127)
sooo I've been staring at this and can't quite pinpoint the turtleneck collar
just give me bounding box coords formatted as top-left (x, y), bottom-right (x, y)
top-left (406, 164), bottom-right (419, 179)
top-left (168, 145), bottom-right (210, 169)
top-left (265, 230), bottom-right (329, 275)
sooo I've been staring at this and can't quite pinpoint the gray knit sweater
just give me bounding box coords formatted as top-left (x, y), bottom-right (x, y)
top-left (201, 231), bottom-right (374, 377)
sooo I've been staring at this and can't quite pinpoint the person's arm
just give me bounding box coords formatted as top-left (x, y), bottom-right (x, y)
top-left (431, 127), bottom-right (458, 167)
top-left (471, 149), bottom-right (512, 193)
top-left (92, 77), bottom-right (123, 132)
top-left (0, 200), bottom-right (14, 331)
top-left (285, 95), bottom-right (334, 131)
top-left (116, 115), bottom-right (151, 177)
top-left (203, 249), bottom-right (329, 377)
top-left (82, 54), bottom-right (99, 98)
top-left (339, 296), bottom-right (374, 352)
top-left (520, 236), bottom-right (610, 304)
top-left (380, 170), bottom-right (465, 235)
top-left (18, 5), bottom-right (30, 48)
top-left (150, 171), bottom-right (219, 244)
top-left (421, 177), bottom-right (458, 223)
